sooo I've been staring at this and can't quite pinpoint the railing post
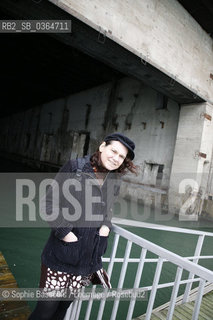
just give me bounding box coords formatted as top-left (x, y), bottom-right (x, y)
top-left (145, 257), bottom-right (163, 320)
top-left (126, 248), bottom-right (147, 320)
top-left (107, 233), bottom-right (120, 278)
top-left (75, 287), bottom-right (84, 320)
top-left (69, 299), bottom-right (79, 319)
top-left (110, 240), bottom-right (132, 320)
top-left (97, 233), bottom-right (120, 320)
top-left (182, 234), bottom-right (205, 303)
top-left (166, 266), bottom-right (183, 320)
top-left (192, 279), bottom-right (206, 320)
top-left (84, 284), bottom-right (97, 320)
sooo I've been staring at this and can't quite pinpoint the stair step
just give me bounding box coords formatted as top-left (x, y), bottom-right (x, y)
top-left (133, 290), bottom-right (213, 320)
top-left (176, 305), bottom-right (192, 319)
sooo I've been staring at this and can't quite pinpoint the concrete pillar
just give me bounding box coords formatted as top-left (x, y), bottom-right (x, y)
top-left (169, 102), bottom-right (213, 220)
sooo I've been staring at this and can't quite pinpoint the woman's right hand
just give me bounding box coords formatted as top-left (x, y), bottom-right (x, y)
top-left (62, 231), bottom-right (78, 242)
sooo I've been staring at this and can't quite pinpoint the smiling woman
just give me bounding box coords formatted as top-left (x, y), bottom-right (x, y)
top-left (90, 133), bottom-right (137, 176)
top-left (28, 132), bottom-right (136, 320)
top-left (99, 140), bottom-right (128, 170)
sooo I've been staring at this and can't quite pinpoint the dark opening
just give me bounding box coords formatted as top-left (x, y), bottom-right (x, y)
top-left (156, 164), bottom-right (164, 186)
top-left (83, 133), bottom-right (90, 156)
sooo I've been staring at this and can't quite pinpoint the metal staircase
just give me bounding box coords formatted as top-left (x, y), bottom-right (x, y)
top-left (65, 219), bottom-right (213, 320)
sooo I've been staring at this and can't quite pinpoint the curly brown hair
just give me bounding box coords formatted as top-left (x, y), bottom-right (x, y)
top-left (90, 141), bottom-right (137, 175)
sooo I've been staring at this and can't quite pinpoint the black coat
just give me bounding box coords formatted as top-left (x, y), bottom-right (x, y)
top-left (41, 155), bottom-right (120, 276)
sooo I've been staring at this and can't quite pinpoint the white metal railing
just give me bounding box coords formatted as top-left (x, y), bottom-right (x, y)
top-left (113, 217), bottom-right (213, 305)
top-left (65, 219), bottom-right (213, 320)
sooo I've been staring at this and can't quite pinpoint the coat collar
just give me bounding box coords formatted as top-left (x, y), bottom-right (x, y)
top-left (82, 155), bottom-right (121, 181)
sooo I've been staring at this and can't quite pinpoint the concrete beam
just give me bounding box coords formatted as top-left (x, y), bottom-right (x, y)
top-left (0, 0), bottom-right (207, 104)
top-left (49, 0), bottom-right (213, 104)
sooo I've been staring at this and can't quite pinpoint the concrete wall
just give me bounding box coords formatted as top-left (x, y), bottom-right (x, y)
top-left (49, 0), bottom-right (213, 104)
top-left (0, 77), bottom-right (179, 194)
top-left (169, 102), bottom-right (213, 219)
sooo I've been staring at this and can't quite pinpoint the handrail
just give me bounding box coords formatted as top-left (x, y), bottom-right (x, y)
top-left (112, 217), bottom-right (213, 237)
top-left (102, 255), bottom-right (213, 263)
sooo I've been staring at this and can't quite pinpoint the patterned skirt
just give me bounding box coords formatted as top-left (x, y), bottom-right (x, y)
top-left (39, 263), bottom-right (92, 296)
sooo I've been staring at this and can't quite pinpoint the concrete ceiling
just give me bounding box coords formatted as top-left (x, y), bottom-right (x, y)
top-left (0, 0), bottom-right (211, 118)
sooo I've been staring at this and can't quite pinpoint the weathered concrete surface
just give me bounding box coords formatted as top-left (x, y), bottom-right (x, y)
top-left (49, 0), bottom-right (213, 103)
top-left (169, 102), bottom-right (213, 218)
top-left (0, 77), bottom-right (179, 188)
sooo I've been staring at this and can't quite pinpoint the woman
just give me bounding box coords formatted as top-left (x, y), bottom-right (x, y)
top-left (29, 132), bottom-right (136, 320)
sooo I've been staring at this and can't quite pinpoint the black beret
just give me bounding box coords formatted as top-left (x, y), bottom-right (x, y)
top-left (104, 132), bottom-right (135, 160)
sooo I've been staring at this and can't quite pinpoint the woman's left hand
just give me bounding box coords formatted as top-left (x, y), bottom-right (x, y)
top-left (99, 225), bottom-right (110, 237)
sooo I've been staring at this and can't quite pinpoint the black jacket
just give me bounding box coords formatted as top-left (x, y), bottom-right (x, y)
top-left (41, 155), bottom-right (120, 275)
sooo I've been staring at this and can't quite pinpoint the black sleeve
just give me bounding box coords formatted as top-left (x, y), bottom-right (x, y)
top-left (40, 160), bottom-right (76, 240)
top-left (102, 208), bottom-right (113, 230)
